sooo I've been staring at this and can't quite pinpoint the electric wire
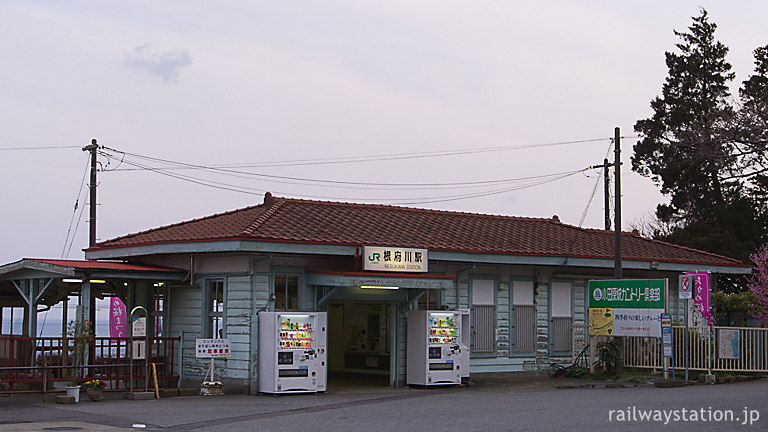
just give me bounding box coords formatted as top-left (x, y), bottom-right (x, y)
top-left (0, 145), bottom-right (82, 151)
top-left (100, 145), bottom-right (593, 190)
top-left (104, 137), bottom-right (614, 172)
top-left (61, 156), bottom-right (91, 259)
top-left (103, 150), bottom-right (590, 203)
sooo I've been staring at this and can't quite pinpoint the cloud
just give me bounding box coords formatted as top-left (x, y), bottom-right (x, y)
top-left (124, 44), bottom-right (192, 82)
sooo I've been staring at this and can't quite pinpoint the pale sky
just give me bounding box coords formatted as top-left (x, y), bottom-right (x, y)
top-left (2, 1), bottom-right (767, 265)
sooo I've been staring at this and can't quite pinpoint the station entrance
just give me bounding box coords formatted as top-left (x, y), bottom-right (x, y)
top-left (327, 301), bottom-right (393, 388)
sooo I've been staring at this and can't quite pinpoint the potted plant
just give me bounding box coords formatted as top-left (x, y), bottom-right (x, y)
top-left (82, 378), bottom-right (105, 402)
top-left (63, 320), bottom-right (93, 402)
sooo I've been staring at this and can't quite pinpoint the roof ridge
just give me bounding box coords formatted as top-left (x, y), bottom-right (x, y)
top-left (268, 194), bottom-right (567, 223)
top-left (240, 199), bottom-right (286, 236)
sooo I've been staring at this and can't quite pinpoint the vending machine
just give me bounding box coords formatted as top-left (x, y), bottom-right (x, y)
top-left (406, 310), bottom-right (469, 386)
top-left (258, 312), bottom-right (327, 394)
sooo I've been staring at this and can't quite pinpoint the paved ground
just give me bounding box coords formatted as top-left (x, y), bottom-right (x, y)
top-left (1, 375), bottom-right (766, 431)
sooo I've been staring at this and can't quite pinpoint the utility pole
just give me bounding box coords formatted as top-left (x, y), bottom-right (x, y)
top-left (81, 139), bottom-right (99, 337)
top-left (613, 127), bottom-right (624, 375)
top-left (82, 139), bottom-right (99, 249)
top-left (589, 158), bottom-right (612, 230)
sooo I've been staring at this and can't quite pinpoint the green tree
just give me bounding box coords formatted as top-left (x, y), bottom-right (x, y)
top-left (632, 9), bottom-right (768, 270)
top-left (735, 45), bottom-right (768, 202)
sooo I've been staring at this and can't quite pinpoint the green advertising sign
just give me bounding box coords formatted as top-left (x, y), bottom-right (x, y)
top-left (588, 279), bottom-right (666, 309)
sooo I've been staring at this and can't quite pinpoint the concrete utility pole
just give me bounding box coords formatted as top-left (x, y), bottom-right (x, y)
top-left (589, 158), bottom-right (612, 231)
top-left (604, 158), bottom-right (611, 231)
top-left (613, 127), bottom-right (624, 375)
top-left (614, 127), bottom-right (622, 279)
top-left (82, 139), bottom-right (99, 249)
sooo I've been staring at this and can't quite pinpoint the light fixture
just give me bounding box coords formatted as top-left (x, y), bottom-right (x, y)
top-left (62, 279), bottom-right (106, 284)
top-left (360, 285), bottom-right (399, 290)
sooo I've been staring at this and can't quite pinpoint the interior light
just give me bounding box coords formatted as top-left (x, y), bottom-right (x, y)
top-left (62, 279), bottom-right (106, 284)
top-left (360, 285), bottom-right (399, 290)
top-left (280, 314), bottom-right (310, 318)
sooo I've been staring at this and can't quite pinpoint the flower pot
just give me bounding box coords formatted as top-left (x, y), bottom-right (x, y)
top-left (65, 385), bottom-right (81, 403)
top-left (86, 387), bottom-right (103, 402)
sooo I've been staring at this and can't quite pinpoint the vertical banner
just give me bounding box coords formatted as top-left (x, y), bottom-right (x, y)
top-left (686, 272), bottom-right (712, 326)
top-left (110, 297), bottom-right (127, 338)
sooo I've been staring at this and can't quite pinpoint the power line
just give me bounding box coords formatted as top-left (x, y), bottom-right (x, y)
top-left (104, 137), bottom-right (614, 172)
top-left (0, 145), bottom-right (82, 151)
top-left (100, 146), bottom-right (593, 190)
top-left (61, 156), bottom-right (92, 259)
top-left (98, 148), bottom-right (591, 204)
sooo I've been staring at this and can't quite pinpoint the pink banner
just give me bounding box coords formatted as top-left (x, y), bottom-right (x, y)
top-left (110, 297), bottom-right (127, 338)
top-left (686, 272), bottom-right (712, 326)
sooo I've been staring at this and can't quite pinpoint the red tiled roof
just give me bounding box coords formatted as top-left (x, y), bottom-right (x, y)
top-left (91, 193), bottom-right (744, 267)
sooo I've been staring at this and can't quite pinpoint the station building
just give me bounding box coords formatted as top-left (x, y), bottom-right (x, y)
top-left (1, 192), bottom-right (751, 393)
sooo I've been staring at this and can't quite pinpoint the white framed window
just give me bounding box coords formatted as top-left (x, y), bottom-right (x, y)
top-left (274, 273), bottom-right (299, 311)
top-left (206, 279), bottom-right (225, 338)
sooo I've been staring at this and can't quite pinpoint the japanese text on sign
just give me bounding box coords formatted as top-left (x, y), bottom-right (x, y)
top-left (195, 339), bottom-right (232, 358)
top-left (364, 246), bottom-right (428, 272)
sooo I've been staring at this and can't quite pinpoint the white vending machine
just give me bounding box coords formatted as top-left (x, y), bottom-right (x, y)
top-left (407, 310), bottom-right (469, 386)
top-left (258, 312), bottom-right (327, 394)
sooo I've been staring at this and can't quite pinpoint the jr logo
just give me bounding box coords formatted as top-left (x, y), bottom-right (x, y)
top-left (368, 253), bottom-right (381, 264)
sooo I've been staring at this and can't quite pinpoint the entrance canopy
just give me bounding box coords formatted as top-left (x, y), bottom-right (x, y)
top-left (308, 271), bottom-right (455, 309)
top-left (0, 258), bottom-right (186, 336)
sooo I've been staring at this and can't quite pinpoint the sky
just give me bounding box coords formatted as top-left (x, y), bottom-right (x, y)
top-left (2, 1), bottom-right (768, 267)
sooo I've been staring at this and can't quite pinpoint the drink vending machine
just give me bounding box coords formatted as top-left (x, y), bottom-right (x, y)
top-left (406, 309), bottom-right (470, 386)
top-left (258, 312), bottom-right (327, 394)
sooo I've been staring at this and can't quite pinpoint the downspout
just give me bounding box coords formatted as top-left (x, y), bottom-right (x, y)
top-left (456, 265), bottom-right (475, 308)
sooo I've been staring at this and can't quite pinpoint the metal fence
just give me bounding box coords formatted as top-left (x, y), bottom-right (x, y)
top-left (624, 326), bottom-right (768, 373)
top-left (0, 335), bottom-right (180, 394)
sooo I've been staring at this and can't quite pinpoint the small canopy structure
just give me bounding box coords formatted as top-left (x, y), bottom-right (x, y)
top-left (0, 258), bottom-right (186, 337)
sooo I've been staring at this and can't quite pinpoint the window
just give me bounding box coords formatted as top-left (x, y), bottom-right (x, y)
top-left (471, 279), bottom-right (495, 353)
top-left (417, 289), bottom-right (440, 310)
top-left (512, 281), bottom-right (536, 353)
top-left (274, 274), bottom-right (299, 311)
top-left (550, 282), bottom-right (572, 352)
top-left (206, 279), bottom-right (224, 338)
top-left (153, 283), bottom-right (166, 337)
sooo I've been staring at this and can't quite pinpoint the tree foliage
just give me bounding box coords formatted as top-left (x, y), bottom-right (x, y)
top-left (632, 9), bottom-right (768, 270)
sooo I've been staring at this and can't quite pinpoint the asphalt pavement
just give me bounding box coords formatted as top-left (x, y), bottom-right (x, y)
top-left (1, 375), bottom-right (766, 431)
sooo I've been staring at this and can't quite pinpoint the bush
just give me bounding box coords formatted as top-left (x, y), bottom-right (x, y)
top-left (597, 340), bottom-right (619, 372)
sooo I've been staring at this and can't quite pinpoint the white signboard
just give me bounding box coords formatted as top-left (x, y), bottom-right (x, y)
top-left (678, 274), bottom-right (694, 300)
top-left (132, 317), bottom-right (147, 337)
top-left (196, 339), bottom-right (232, 358)
top-left (364, 246), bottom-right (427, 272)
top-left (612, 308), bottom-right (664, 337)
top-left (132, 340), bottom-right (146, 360)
